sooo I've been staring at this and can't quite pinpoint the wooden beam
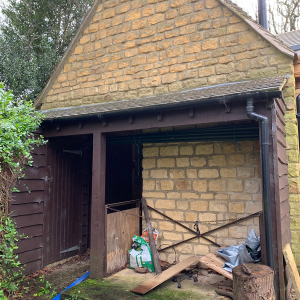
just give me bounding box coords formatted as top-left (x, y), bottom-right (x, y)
top-left (90, 132), bottom-right (106, 279)
top-left (141, 198), bottom-right (162, 275)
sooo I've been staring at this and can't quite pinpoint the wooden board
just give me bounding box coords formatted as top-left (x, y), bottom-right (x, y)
top-left (199, 252), bottom-right (233, 280)
top-left (107, 207), bottom-right (139, 274)
top-left (283, 244), bottom-right (300, 300)
top-left (131, 256), bottom-right (200, 295)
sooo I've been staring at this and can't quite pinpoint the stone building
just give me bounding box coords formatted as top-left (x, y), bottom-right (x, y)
top-left (11, 0), bottom-right (299, 299)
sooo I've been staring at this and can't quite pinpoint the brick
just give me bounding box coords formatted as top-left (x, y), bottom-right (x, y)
top-left (198, 169), bottom-right (219, 178)
top-left (185, 212), bottom-right (197, 222)
top-left (193, 180), bottom-right (208, 192)
top-left (187, 169), bottom-right (197, 178)
top-left (156, 199), bottom-right (175, 209)
top-left (160, 146), bottom-right (179, 156)
top-left (143, 180), bottom-right (155, 190)
top-left (191, 157), bottom-right (206, 167)
top-left (176, 157), bottom-right (190, 167)
top-left (209, 180), bottom-right (226, 192)
top-left (143, 158), bottom-right (156, 169)
top-left (196, 144), bottom-right (213, 155)
top-left (199, 213), bottom-right (216, 222)
top-left (159, 221), bottom-right (174, 231)
top-left (229, 202), bottom-right (245, 213)
top-left (228, 154), bottom-right (245, 165)
top-left (228, 179), bottom-right (243, 192)
top-left (191, 201), bottom-right (208, 211)
top-left (176, 180), bottom-right (191, 190)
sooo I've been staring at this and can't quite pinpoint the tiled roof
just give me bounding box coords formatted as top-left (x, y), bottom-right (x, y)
top-left (277, 30), bottom-right (300, 48)
top-left (43, 76), bottom-right (286, 120)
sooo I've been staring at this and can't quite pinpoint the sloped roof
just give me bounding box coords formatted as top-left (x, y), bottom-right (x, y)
top-left (35, 0), bottom-right (295, 108)
top-left (277, 30), bottom-right (300, 51)
top-left (43, 76), bottom-right (286, 120)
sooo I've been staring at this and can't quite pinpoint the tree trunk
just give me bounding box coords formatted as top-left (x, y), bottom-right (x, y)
top-left (233, 264), bottom-right (275, 300)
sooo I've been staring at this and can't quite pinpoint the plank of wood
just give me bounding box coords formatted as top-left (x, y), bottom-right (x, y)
top-left (141, 198), bottom-right (162, 275)
top-left (199, 252), bottom-right (233, 280)
top-left (131, 256), bottom-right (200, 295)
top-left (283, 243), bottom-right (300, 300)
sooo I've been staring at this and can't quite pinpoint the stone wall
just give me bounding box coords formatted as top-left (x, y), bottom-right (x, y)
top-left (40, 0), bottom-right (293, 111)
top-left (142, 140), bottom-right (262, 262)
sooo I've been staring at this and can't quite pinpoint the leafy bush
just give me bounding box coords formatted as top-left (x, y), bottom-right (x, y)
top-left (0, 84), bottom-right (45, 297)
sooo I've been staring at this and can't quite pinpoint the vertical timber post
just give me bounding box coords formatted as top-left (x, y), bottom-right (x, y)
top-left (90, 132), bottom-right (106, 278)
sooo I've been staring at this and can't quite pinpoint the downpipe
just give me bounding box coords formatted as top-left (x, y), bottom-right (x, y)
top-left (246, 99), bottom-right (275, 270)
top-left (296, 95), bottom-right (300, 150)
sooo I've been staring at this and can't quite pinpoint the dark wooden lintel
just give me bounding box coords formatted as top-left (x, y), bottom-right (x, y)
top-left (189, 108), bottom-right (194, 117)
top-left (129, 115), bottom-right (133, 124)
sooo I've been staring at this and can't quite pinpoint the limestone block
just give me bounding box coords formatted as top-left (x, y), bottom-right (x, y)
top-left (176, 244), bottom-right (193, 254)
top-left (176, 157), bottom-right (190, 167)
top-left (167, 192), bottom-right (181, 199)
top-left (143, 158), bottom-right (156, 169)
top-left (159, 221), bottom-right (174, 231)
top-left (180, 146), bottom-right (194, 155)
top-left (229, 202), bottom-right (245, 213)
top-left (165, 211), bottom-right (184, 221)
top-left (182, 192), bottom-right (198, 199)
top-left (195, 144), bottom-right (214, 155)
top-left (245, 202), bottom-right (262, 214)
top-left (220, 168), bottom-right (236, 178)
top-left (193, 180), bottom-right (208, 192)
top-left (194, 244), bottom-right (209, 255)
top-left (142, 170), bottom-right (149, 178)
top-left (201, 194), bottom-right (214, 200)
top-left (143, 192), bottom-right (165, 198)
top-left (215, 194), bottom-right (229, 200)
top-left (191, 201), bottom-right (209, 211)
top-left (209, 179), bottom-right (226, 192)
top-left (143, 147), bottom-right (159, 157)
top-left (244, 180), bottom-right (260, 193)
top-left (237, 167), bottom-right (255, 178)
top-left (185, 212), bottom-right (197, 221)
top-left (208, 155), bottom-right (227, 167)
top-left (150, 169), bottom-right (168, 178)
top-left (177, 201), bottom-right (189, 210)
top-left (229, 226), bottom-right (248, 238)
top-left (163, 232), bottom-right (183, 240)
top-left (161, 180), bottom-right (174, 190)
top-left (228, 179), bottom-right (243, 192)
top-left (143, 180), bottom-right (155, 191)
top-left (160, 146), bottom-right (179, 156)
top-left (198, 169), bottom-right (219, 178)
top-left (209, 201), bottom-right (227, 212)
top-left (176, 180), bottom-right (191, 190)
top-left (230, 194), bottom-right (251, 201)
top-left (228, 154), bottom-right (245, 165)
top-left (170, 169), bottom-right (186, 179)
top-left (157, 158), bottom-right (176, 168)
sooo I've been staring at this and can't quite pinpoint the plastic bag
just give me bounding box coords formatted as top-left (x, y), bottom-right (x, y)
top-left (129, 235), bottom-right (155, 272)
top-left (141, 228), bottom-right (159, 245)
top-left (216, 229), bottom-right (261, 272)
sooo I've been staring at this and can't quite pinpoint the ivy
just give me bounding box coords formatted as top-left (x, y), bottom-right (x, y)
top-left (0, 84), bottom-right (46, 297)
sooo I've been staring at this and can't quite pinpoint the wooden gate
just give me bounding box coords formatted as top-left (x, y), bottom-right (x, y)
top-left (43, 142), bottom-right (84, 266)
top-left (106, 201), bottom-right (140, 274)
